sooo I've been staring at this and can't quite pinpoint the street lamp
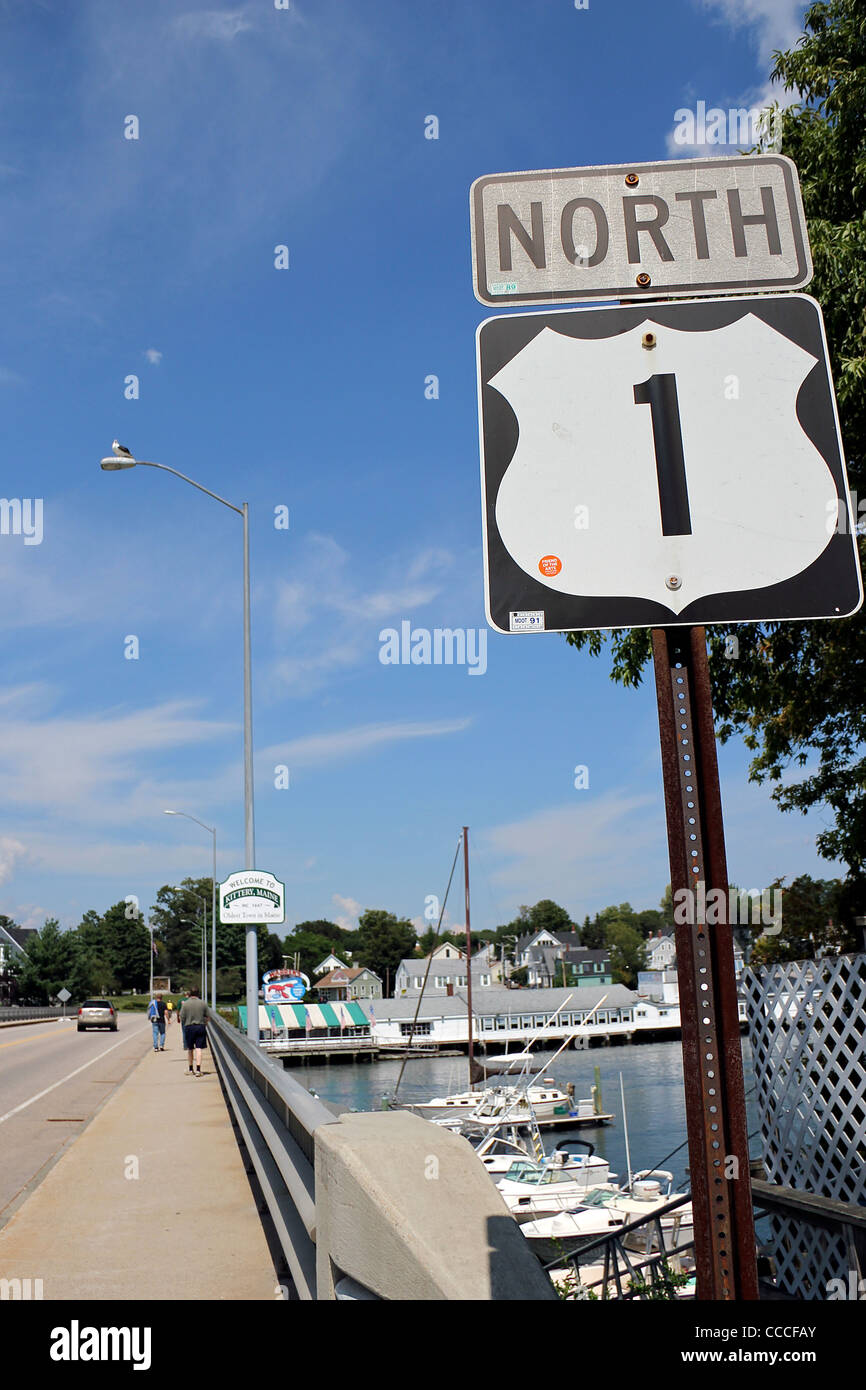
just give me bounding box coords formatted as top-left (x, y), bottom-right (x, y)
top-left (102, 446), bottom-right (259, 1039)
top-left (165, 810), bottom-right (217, 1010)
top-left (179, 917), bottom-right (206, 995)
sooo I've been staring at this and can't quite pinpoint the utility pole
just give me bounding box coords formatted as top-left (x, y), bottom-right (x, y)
top-left (463, 826), bottom-right (474, 1080)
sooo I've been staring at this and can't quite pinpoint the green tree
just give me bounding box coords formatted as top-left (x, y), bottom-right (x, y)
top-left (355, 909), bottom-right (417, 994)
top-left (580, 915), bottom-right (608, 950)
top-left (749, 874), bottom-right (853, 966)
top-left (17, 920), bottom-right (95, 1003)
top-left (527, 900), bottom-right (573, 935)
top-left (606, 921), bottom-right (647, 988)
top-left (77, 902), bottom-right (150, 992)
top-left (150, 878), bottom-right (215, 976)
top-left (564, 0), bottom-right (866, 884)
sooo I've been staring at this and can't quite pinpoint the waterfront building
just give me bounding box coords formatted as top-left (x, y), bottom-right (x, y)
top-left (367, 983), bottom-right (679, 1050)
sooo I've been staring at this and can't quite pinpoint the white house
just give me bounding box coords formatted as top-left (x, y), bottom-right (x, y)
top-left (312, 953), bottom-right (347, 977)
top-left (647, 933), bottom-right (677, 971)
top-left (394, 953), bottom-right (493, 996)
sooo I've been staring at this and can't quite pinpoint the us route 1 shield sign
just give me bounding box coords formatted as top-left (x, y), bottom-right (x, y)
top-left (477, 294), bottom-right (862, 634)
top-left (219, 870), bottom-right (286, 925)
top-left (471, 156), bottom-right (812, 305)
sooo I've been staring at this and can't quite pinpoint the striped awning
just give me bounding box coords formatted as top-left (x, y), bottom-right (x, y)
top-left (347, 1002), bottom-right (369, 1027)
top-left (236, 1005), bottom-right (273, 1033)
top-left (273, 1004), bottom-right (306, 1029)
top-left (332, 1000), bottom-right (354, 1027)
top-left (318, 1002), bottom-right (341, 1028)
top-left (304, 1003), bottom-right (328, 1029)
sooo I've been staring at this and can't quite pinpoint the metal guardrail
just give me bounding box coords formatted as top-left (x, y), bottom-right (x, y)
top-left (548, 1180), bottom-right (866, 1300)
top-left (207, 1009), bottom-right (343, 1299)
top-left (751, 1177), bottom-right (866, 1298)
top-left (0, 1005), bottom-right (74, 1021)
top-left (543, 1191), bottom-right (695, 1300)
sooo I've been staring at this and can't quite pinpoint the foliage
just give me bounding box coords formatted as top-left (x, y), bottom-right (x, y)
top-left (749, 874), bottom-right (855, 965)
top-left (282, 920), bottom-right (358, 981)
top-left (355, 909), bottom-right (418, 993)
top-left (564, 0), bottom-right (866, 883)
top-left (16, 919), bottom-right (95, 1004)
top-left (605, 920), bottom-right (647, 988)
top-left (77, 901), bottom-right (151, 993)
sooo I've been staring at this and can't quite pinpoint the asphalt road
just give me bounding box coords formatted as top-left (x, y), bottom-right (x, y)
top-left (0, 1013), bottom-right (156, 1226)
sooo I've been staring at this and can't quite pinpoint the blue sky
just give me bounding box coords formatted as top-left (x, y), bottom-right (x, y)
top-left (0, 0), bottom-right (836, 939)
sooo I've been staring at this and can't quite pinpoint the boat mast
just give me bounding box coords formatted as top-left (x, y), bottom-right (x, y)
top-left (463, 825), bottom-right (474, 1085)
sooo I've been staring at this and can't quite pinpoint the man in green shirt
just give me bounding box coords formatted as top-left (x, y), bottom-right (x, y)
top-left (179, 988), bottom-right (209, 1076)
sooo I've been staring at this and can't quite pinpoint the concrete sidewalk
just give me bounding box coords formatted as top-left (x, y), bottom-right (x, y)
top-left (0, 1020), bottom-right (277, 1300)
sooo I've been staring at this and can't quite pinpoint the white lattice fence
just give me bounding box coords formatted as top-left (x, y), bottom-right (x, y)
top-left (743, 953), bottom-right (866, 1298)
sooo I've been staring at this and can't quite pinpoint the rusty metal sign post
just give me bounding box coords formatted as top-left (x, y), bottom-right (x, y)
top-left (652, 625), bottom-right (758, 1299)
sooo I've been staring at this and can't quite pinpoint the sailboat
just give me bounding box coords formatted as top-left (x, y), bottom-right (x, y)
top-left (391, 827), bottom-right (613, 1129)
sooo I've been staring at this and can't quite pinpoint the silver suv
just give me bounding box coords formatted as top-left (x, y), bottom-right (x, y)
top-left (77, 999), bottom-right (118, 1032)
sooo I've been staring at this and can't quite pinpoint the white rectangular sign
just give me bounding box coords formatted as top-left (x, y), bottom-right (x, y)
top-left (219, 870), bottom-right (285, 925)
top-left (471, 156), bottom-right (812, 306)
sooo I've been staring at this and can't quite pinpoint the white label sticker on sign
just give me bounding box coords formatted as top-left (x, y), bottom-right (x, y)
top-left (509, 610), bottom-right (545, 631)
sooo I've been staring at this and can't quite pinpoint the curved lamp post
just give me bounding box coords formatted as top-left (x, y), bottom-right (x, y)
top-left (165, 810), bottom-right (217, 1010)
top-left (102, 448), bottom-right (258, 1039)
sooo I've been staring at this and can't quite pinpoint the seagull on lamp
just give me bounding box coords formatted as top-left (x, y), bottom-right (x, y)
top-left (112, 440), bottom-right (134, 459)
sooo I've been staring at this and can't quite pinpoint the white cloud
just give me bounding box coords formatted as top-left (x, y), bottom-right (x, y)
top-left (144, 348), bottom-right (162, 365)
top-left (478, 791), bottom-right (665, 920)
top-left (263, 716), bottom-right (472, 769)
top-left (171, 8), bottom-right (255, 41)
top-left (0, 697), bottom-right (236, 823)
top-left (665, 2), bottom-right (804, 156)
top-left (331, 893), bottom-right (362, 931)
top-left (0, 837), bottom-right (27, 885)
top-left (269, 534), bottom-right (455, 695)
top-left (694, 0), bottom-right (806, 58)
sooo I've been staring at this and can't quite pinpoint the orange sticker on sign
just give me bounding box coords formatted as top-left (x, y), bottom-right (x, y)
top-left (538, 555), bottom-right (562, 577)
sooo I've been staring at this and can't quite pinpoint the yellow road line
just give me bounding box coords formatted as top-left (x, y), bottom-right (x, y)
top-left (0, 1025), bottom-right (77, 1051)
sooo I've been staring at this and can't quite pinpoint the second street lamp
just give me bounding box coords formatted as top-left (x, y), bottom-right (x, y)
top-left (164, 810), bottom-right (217, 1011)
top-left (102, 447), bottom-right (259, 1040)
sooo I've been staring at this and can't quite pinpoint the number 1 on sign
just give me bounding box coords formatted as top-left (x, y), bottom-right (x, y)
top-left (634, 373), bottom-right (692, 537)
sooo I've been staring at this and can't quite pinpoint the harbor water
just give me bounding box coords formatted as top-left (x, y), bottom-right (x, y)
top-left (297, 1038), bottom-right (761, 1193)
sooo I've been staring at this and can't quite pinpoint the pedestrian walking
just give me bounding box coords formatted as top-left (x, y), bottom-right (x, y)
top-left (147, 993), bottom-right (167, 1051)
top-left (180, 987), bottom-right (208, 1076)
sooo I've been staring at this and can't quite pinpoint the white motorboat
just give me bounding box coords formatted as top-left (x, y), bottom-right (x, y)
top-left (521, 1171), bottom-right (693, 1260)
top-left (496, 1151), bottom-right (619, 1222)
top-left (404, 1077), bottom-right (573, 1123)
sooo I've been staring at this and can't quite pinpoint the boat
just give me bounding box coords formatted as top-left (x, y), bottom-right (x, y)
top-left (520, 1172), bottom-right (693, 1260)
top-left (496, 1146), bottom-right (620, 1222)
top-left (402, 1077), bottom-right (573, 1123)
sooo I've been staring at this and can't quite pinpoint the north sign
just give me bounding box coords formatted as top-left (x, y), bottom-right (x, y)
top-left (471, 156), bottom-right (812, 305)
top-left (477, 294), bottom-right (861, 633)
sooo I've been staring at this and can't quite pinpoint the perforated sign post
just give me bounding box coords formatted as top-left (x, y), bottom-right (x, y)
top-left (472, 164), bottom-right (861, 1299)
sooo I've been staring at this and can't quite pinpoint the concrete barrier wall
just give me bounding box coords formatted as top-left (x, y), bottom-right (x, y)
top-left (314, 1110), bottom-right (557, 1300)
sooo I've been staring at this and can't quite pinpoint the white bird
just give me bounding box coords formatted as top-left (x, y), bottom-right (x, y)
top-left (112, 439), bottom-right (134, 459)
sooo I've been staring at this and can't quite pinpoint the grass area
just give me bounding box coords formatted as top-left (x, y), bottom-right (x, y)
top-left (110, 994), bottom-right (239, 1017)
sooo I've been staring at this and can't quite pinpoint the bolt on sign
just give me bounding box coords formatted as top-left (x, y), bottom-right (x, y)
top-left (219, 870), bottom-right (285, 925)
top-left (477, 295), bottom-right (862, 634)
top-left (471, 156), bottom-right (812, 305)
